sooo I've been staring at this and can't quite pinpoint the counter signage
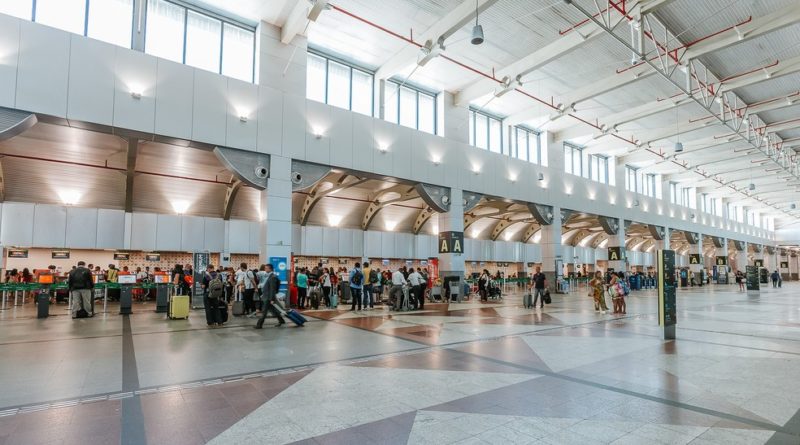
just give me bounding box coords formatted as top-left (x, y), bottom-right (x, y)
top-left (745, 265), bottom-right (760, 291)
top-left (338, 259), bottom-right (348, 265)
top-left (113, 253), bottom-right (130, 260)
top-left (145, 253), bottom-right (161, 262)
top-left (421, 260), bottom-right (428, 266)
top-left (51, 250), bottom-right (70, 259)
top-left (320, 258), bottom-right (329, 264)
top-left (381, 259), bottom-right (389, 266)
top-left (608, 246), bottom-right (624, 261)
top-left (715, 256), bottom-right (727, 266)
top-left (438, 231), bottom-right (464, 254)
top-left (688, 254), bottom-right (701, 265)
top-left (7, 249), bottom-right (27, 258)
top-left (754, 259), bottom-right (764, 268)
top-left (657, 249), bottom-right (676, 339)
top-left (780, 261), bottom-right (789, 269)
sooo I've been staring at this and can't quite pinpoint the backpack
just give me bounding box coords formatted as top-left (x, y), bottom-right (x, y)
top-left (621, 281), bottom-right (630, 296)
top-left (369, 270), bottom-right (378, 284)
top-left (208, 274), bottom-right (224, 301)
top-left (351, 270), bottom-right (363, 286)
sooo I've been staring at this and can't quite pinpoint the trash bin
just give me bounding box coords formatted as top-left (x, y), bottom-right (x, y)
top-left (37, 291), bottom-right (49, 319)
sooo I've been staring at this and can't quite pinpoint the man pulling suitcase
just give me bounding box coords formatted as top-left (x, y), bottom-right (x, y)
top-left (255, 264), bottom-right (286, 329)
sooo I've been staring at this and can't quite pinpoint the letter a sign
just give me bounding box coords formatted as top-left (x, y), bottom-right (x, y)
top-left (689, 254), bottom-right (700, 265)
top-left (607, 246), bottom-right (623, 261)
top-left (438, 231), bottom-right (464, 254)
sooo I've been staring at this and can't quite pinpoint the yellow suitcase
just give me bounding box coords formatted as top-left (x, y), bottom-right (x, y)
top-left (168, 295), bottom-right (190, 319)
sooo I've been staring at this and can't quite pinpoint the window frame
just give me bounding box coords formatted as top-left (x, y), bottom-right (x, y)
top-left (564, 142), bottom-right (584, 176)
top-left (387, 79), bottom-right (437, 133)
top-left (306, 49), bottom-right (375, 117)
top-left (469, 108), bottom-right (503, 152)
top-left (625, 165), bottom-right (639, 193)
top-left (588, 154), bottom-right (609, 184)
top-left (144, 0), bottom-right (256, 82)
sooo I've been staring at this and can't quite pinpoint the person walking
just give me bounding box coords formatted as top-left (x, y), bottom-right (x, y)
top-left (589, 271), bottom-right (609, 314)
top-left (771, 270), bottom-right (780, 288)
top-left (478, 269), bottom-right (490, 301)
top-left (735, 270), bottom-right (744, 291)
top-left (255, 264), bottom-right (286, 328)
top-left (68, 261), bottom-right (94, 318)
top-left (531, 266), bottom-right (547, 309)
top-left (349, 262), bottom-right (364, 311)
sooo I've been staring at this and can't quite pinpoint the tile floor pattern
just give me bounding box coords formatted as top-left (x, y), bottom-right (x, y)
top-left (1, 284), bottom-right (800, 444)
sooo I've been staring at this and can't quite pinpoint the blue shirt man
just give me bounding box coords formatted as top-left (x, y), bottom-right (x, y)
top-left (349, 262), bottom-right (363, 311)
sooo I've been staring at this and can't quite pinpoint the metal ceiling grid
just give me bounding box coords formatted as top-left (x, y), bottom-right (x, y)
top-left (2, 158), bottom-right (126, 210)
top-left (131, 174), bottom-right (227, 218)
top-left (735, 72), bottom-right (800, 104)
top-left (136, 142), bottom-right (227, 183)
top-left (694, 25), bottom-right (800, 80)
top-left (0, 123), bottom-right (127, 166)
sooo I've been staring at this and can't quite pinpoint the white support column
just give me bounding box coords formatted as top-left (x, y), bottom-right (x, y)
top-left (716, 237), bottom-right (728, 284)
top-left (607, 219), bottom-right (626, 274)
top-left (256, 21), bottom-right (307, 96)
top-left (737, 242), bottom-right (748, 273)
top-left (259, 155), bottom-right (293, 264)
top-left (539, 207), bottom-right (563, 287)
top-left (440, 92), bottom-right (469, 144)
top-left (438, 189), bottom-right (465, 289)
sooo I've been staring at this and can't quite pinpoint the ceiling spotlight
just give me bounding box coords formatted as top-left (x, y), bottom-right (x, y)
top-left (674, 142), bottom-right (684, 153)
top-left (495, 75), bottom-right (522, 98)
top-left (418, 36), bottom-right (445, 67)
top-left (471, 0), bottom-right (484, 45)
top-left (634, 199), bottom-right (640, 207)
top-left (749, 183), bottom-right (756, 191)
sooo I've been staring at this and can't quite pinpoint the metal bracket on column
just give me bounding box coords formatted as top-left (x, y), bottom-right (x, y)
top-left (462, 191), bottom-right (483, 213)
top-left (291, 160), bottom-right (332, 192)
top-left (647, 225), bottom-right (665, 240)
top-left (710, 236), bottom-right (723, 248)
top-left (415, 183), bottom-right (451, 213)
top-left (124, 138), bottom-right (139, 213)
top-left (779, 248), bottom-right (787, 256)
top-left (561, 208), bottom-right (574, 223)
top-left (597, 216), bottom-right (620, 235)
top-left (412, 206), bottom-right (435, 234)
top-left (0, 107), bottom-right (37, 142)
top-left (526, 203), bottom-right (554, 225)
top-left (733, 240), bottom-right (745, 251)
top-left (361, 184), bottom-right (417, 230)
top-left (213, 146), bottom-right (270, 190)
top-left (521, 223), bottom-right (540, 243)
top-left (222, 179), bottom-right (243, 220)
top-left (299, 173), bottom-right (368, 226)
top-left (765, 246), bottom-right (775, 255)
top-left (752, 244), bottom-right (763, 253)
top-left (684, 232), bottom-right (698, 245)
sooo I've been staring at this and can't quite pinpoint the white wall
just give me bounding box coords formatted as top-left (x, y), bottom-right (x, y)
top-left (0, 202), bottom-right (259, 254)
top-left (0, 14), bottom-right (778, 249)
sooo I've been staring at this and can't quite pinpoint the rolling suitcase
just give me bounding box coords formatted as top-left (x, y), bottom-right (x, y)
top-left (168, 295), bottom-right (190, 319)
top-left (523, 293), bottom-right (533, 309)
top-left (284, 308), bottom-right (306, 326)
top-left (218, 300), bottom-right (229, 324)
top-left (232, 290), bottom-right (244, 316)
top-left (329, 289), bottom-right (338, 309)
top-left (310, 286), bottom-right (321, 310)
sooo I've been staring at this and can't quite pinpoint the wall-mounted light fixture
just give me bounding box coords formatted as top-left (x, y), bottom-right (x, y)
top-left (432, 155), bottom-right (441, 166)
top-left (378, 144), bottom-right (389, 153)
top-left (537, 172), bottom-right (544, 181)
top-left (130, 91), bottom-right (142, 100)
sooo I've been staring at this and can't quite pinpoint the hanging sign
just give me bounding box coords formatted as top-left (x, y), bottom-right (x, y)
top-left (7, 249), bottom-right (28, 258)
top-left (688, 254), bottom-right (701, 265)
top-left (715, 256), bottom-right (727, 266)
top-left (438, 231), bottom-right (464, 254)
top-left (51, 250), bottom-right (70, 259)
top-left (754, 259), bottom-right (764, 268)
top-left (608, 246), bottom-right (624, 261)
top-left (114, 253), bottom-right (130, 261)
top-left (780, 261), bottom-right (789, 269)
top-left (145, 253), bottom-right (161, 262)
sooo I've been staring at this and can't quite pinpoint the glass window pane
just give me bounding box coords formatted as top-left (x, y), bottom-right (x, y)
top-left (306, 53), bottom-right (326, 103)
top-left (1, 0), bottom-right (33, 19)
top-left (475, 115), bottom-right (488, 149)
top-left (145, 0), bottom-right (185, 63)
top-left (185, 11), bottom-right (221, 73)
top-left (221, 24), bottom-right (254, 82)
top-left (35, 0), bottom-right (86, 34)
top-left (351, 69), bottom-right (372, 116)
top-left (516, 130), bottom-right (528, 162)
top-left (469, 111), bottom-right (475, 146)
top-left (418, 93), bottom-right (435, 134)
top-left (326, 60), bottom-right (350, 110)
top-left (573, 149), bottom-right (581, 176)
top-left (385, 83), bottom-right (398, 124)
top-left (87, 0), bottom-right (133, 47)
top-left (489, 118), bottom-right (501, 153)
top-left (399, 87), bottom-right (417, 129)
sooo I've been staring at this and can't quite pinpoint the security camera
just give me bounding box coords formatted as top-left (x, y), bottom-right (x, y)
top-left (254, 166), bottom-right (268, 179)
top-left (291, 171), bottom-right (302, 185)
top-left (441, 195), bottom-right (450, 206)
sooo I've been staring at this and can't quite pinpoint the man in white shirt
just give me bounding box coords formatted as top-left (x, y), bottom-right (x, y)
top-left (390, 269), bottom-right (406, 310)
top-left (407, 268), bottom-right (423, 310)
top-left (234, 263), bottom-right (256, 315)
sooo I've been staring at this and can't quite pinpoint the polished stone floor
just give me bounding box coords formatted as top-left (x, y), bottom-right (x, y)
top-left (1, 283), bottom-right (799, 444)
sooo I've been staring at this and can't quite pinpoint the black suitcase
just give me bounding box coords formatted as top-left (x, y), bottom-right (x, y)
top-left (218, 301), bottom-right (229, 324)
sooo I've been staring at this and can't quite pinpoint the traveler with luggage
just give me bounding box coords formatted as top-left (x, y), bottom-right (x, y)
top-left (321, 268), bottom-right (332, 307)
top-left (68, 261), bottom-right (94, 318)
top-left (362, 262), bottom-right (373, 310)
top-left (349, 262), bottom-right (364, 311)
top-left (407, 268), bottom-right (423, 310)
top-left (255, 264), bottom-right (286, 329)
top-left (172, 264), bottom-right (187, 295)
top-left (202, 264), bottom-right (225, 327)
top-left (478, 270), bottom-right (490, 301)
top-left (530, 266), bottom-right (547, 309)
top-left (389, 268), bottom-right (406, 310)
top-left (235, 263), bottom-right (257, 315)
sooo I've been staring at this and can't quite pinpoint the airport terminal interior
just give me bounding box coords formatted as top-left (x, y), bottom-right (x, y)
top-left (2, 0), bottom-right (800, 444)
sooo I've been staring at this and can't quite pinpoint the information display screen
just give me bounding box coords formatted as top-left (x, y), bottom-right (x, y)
top-left (657, 250), bottom-right (676, 328)
top-left (745, 265), bottom-right (760, 291)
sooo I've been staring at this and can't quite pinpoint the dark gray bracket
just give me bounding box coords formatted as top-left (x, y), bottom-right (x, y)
top-left (647, 225), bottom-right (665, 240)
top-left (291, 161), bottom-right (332, 192)
top-left (752, 244), bottom-right (763, 253)
top-left (560, 208), bottom-right (574, 223)
top-left (415, 183), bottom-right (451, 213)
top-left (765, 246), bottom-right (775, 255)
top-left (462, 191), bottom-right (483, 213)
top-left (526, 203), bottom-right (554, 225)
top-left (684, 232), bottom-right (699, 245)
top-left (0, 107), bottom-right (37, 142)
top-left (733, 240), bottom-right (745, 251)
top-left (213, 146), bottom-right (270, 190)
top-left (597, 216), bottom-right (620, 235)
top-left (711, 236), bottom-right (724, 248)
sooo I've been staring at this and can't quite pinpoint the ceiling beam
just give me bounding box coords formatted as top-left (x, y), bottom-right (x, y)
top-left (281, 1), bottom-right (311, 44)
top-left (375, 0), bottom-right (500, 81)
top-left (454, 20), bottom-right (606, 107)
top-left (640, 0), bottom-right (680, 15)
top-left (299, 174), bottom-right (367, 225)
top-left (361, 184), bottom-right (418, 230)
top-left (510, 3), bottom-right (800, 127)
top-left (222, 179), bottom-right (243, 220)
